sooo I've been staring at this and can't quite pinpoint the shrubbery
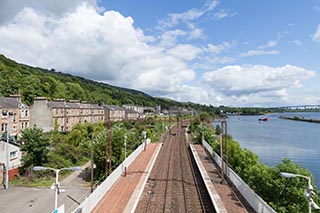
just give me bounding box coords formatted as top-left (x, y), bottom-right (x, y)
top-left (19, 117), bottom-right (168, 185)
top-left (190, 117), bottom-right (319, 213)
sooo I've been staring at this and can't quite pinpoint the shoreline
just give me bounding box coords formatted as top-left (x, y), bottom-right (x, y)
top-left (279, 115), bottom-right (320, 123)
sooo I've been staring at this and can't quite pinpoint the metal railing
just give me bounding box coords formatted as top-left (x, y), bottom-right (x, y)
top-left (202, 139), bottom-right (276, 213)
top-left (72, 140), bottom-right (150, 213)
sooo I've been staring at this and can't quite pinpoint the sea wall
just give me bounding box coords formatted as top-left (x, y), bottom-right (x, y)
top-left (280, 116), bottom-right (320, 124)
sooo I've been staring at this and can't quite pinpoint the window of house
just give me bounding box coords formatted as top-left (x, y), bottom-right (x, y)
top-left (25, 122), bottom-right (28, 128)
top-left (1, 123), bottom-right (6, 132)
top-left (66, 118), bottom-right (69, 124)
top-left (13, 113), bottom-right (17, 123)
top-left (21, 122), bottom-right (24, 129)
top-left (10, 151), bottom-right (17, 159)
top-left (2, 111), bottom-right (9, 118)
top-left (25, 110), bottom-right (28, 117)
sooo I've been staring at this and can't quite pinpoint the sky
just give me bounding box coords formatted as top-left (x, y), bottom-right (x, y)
top-left (0, 0), bottom-right (320, 107)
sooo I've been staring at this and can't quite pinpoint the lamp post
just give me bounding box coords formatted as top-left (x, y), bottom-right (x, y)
top-left (3, 111), bottom-right (13, 190)
top-left (142, 131), bottom-right (147, 151)
top-left (33, 166), bottom-right (81, 210)
top-left (280, 172), bottom-right (320, 213)
top-left (91, 133), bottom-right (94, 193)
top-left (124, 134), bottom-right (127, 160)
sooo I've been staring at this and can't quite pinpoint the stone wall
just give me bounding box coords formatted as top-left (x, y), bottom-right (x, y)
top-left (30, 98), bottom-right (53, 132)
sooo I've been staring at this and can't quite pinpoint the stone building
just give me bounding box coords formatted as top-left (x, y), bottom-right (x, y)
top-left (0, 95), bottom-right (29, 140)
top-left (30, 97), bottom-right (104, 132)
top-left (123, 104), bottom-right (161, 114)
top-left (103, 105), bottom-right (126, 121)
top-left (125, 108), bottom-right (141, 120)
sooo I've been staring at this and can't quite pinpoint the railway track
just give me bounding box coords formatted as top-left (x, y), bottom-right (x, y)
top-left (136, 124), bottom-right (215, 212)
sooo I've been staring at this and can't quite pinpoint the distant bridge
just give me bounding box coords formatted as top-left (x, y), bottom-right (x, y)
top-left (273, 104), bottom-right (320, 110)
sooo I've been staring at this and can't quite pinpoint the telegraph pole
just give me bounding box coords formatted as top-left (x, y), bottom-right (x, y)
top-left (105, 120), bottom-right (112, 176)
top-left (91, 133), bottom-right (94, 193)
top-left (221, 120), bottom-right (228, 182)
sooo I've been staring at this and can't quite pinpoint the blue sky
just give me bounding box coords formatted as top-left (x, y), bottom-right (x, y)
top-left (0, 0), bottom-right (320, 107)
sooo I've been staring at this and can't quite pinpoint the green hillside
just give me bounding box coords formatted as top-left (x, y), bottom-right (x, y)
top-left (0, 54), bottom-right (183, 108)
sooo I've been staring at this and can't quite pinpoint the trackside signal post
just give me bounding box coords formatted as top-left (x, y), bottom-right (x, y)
top-left (212, 119), bottom-right (228, 182)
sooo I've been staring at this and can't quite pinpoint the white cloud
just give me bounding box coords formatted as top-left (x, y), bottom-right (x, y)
top-left (0, 4), bottom-right (196, 96)
top-left (313, 24), bottom-right (320, 42)
top-left (205, 56), bottom-right (236, 64)
top-left (201, 64), bottom-right (316, 105)
top-left (258, 40), bottom-right (277, 49)
top-left (293, 40), bottom-right (303, 46)
top-left (159, 29), bottom-right (186, 47)
top-left (2, 0), bottom-right (317, 108)
top-left (163, 85), bottom-right (211, 104)
top-left (167, 44), bottom-right (202, 61)
top-left (188, 28), bottom-right (204, 40)
top-left (0, 0), bottom-right (101, 24)
top-left (205, 0), bottom-right (220, 11)
top-left (158, 9), bottom-right (204, 30)
top-left (157, 0), bottom-right (219, 31)
top-left (213, 9), bottom-right (236, 20)
top-left (204, 42), bottom-right (234, 54)
top-left (240, 50), bottom-right (280, 57)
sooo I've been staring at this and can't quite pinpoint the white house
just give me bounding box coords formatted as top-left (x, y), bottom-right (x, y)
top-left (0, 139), bottom-right (22, 182)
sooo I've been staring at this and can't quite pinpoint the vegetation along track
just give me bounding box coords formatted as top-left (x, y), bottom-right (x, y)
top-left (135, 124), bottom-right (215, 212)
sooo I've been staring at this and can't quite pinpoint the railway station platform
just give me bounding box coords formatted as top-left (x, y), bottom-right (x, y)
top-left (190, 144), bottom-right (250, 213)
top-left (91, 143), bottom-right (162, 213)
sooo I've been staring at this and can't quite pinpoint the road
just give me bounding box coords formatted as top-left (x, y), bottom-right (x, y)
top-left (0, 162), bottom-right (91, 213)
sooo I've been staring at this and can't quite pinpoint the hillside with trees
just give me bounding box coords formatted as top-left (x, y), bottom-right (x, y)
top-left (0, 54), bottom-right (182, 108)
top-left (0, 54), bottom-right (280, 116)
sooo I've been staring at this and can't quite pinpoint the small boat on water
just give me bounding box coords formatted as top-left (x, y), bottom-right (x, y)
top-left (258, 117), bottom-right (268, 122)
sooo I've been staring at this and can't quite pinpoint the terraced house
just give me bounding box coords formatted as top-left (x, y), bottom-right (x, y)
top-left (103, 105), bottom-right (126, 121)
top-left (30, 97), bottom-right (105, 132)
top-left (0, 95), bottom-right (29, 140)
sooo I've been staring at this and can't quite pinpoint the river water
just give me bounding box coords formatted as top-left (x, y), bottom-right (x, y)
top-left (225, 112), bottom-right (320, 188)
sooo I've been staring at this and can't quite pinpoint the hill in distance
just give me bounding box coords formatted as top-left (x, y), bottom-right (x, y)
top-left (0, 54), bottom-right (190, 109)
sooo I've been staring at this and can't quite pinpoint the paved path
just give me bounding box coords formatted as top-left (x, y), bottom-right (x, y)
top-left (92, 143), bottom-right (162, 213)
top-left (0, 162), bottom-right (91, 213)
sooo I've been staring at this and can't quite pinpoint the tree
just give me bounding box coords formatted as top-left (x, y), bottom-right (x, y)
top-left (199, 112), bottom-right (210, 123)
top-left (215, 124), bottom-right (222, 135)
top-left (21, 76), bottom-right (42, 105)
top-left (93, 130), bottom-right (107, 179)
top-left (20, 127), bottom-right (50, 170)
top-left (65, 82), bottom-right (86, 100)
top-left (112, 126), bottom-right (126, 166)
